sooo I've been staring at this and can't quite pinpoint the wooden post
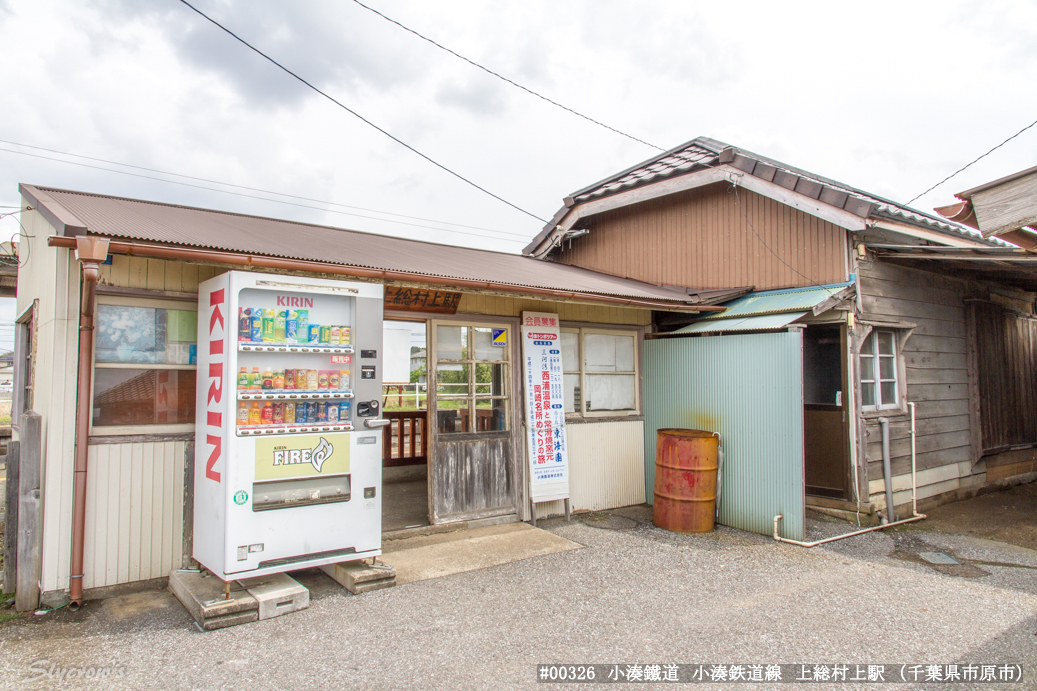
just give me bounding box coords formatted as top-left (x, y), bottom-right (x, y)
top-left (2, 440), bottom-right (19, 594)
top-left (16, 411), bottom-right (42, 612)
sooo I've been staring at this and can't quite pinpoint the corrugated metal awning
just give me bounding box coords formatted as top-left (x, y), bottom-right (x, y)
top-left (694, 282), bottom-right (854, 321)
top-left (672, 312), bottom-right (807, 334)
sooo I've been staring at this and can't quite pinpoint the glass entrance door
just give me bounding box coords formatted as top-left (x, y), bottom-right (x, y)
top-left (429, 320), bottom-right (517, 523)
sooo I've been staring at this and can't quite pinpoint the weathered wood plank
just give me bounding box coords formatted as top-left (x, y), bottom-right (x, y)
top-left (864, 414), bottom-right (971, 444)
top-left (902, 351), bottom-right (967, 370)
top-left (15, 412), bottom-right (42, 612)
top-left (861, 294), bottom-right (965, 323)
top-left (906, 334), bottom-right (966, 354)
top-left (860, 274), bottom-right (967, 308)
top-left (970, 168), bottom-right (1037, 237)
top-left (3, 441), bottom-right (19, 595)
top-left (866, 444), bottom-right (972, 480)
top-left (905, 367), bottom-right (969, 385)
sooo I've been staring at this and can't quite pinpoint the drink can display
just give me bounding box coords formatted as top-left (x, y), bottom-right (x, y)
top-left (273, 370), bottom-right (284, 389)
top-left (340, 370), bottom-right (350, 390)
top-left (306, 370), bottom-right (319, 390)
top-left (295, 401), bottom-right (308, 424)
top-left (319, 325), bottom-right (331, 344)
top-left (327, 404), bottom-right (339, 422)
top-left (237, 402), bottom-right (249, 426)
top-left (262, 309), bottom-right (276, 342)
top-left (341, 327), bottom-right (351, 345)
top-left (330, 326), bottom-right (341, 344)
top-left (286, 311), bottom-right (298, 343)
top-left (318, 371), bottom-right (330, 389)
top-left (297, 369), bottom-right (308, 390)
top-left (284, 368), bottom-right (296, 390)
top-left (238, 308), bottom-right (251, 342)
top-left (284, 401), bottom-right (295, 424)
top-left (272, 402), bottom-right (284, 425)
top-left (308, 325), bottom-right (321, 344)
top-left (237, 367), bottom-right (249, 390)
top-left (262, 368), bottom-right (273, 390)
top-left (316, 401), bottom-right (328, 422)
top-left (274, 310), bottom-right (287, 342)
top-left (339, 401), bottom-right (351, 420)
top-left (297, 310), bottom-right (309, 341)
top-left (306, 401), bottom-right (316, 422)
top-left (250, 310), bottom-right (263, 342)
top-left (329, 371), bottom-right (340, 389)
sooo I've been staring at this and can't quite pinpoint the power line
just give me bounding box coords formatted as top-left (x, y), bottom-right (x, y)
top-left (906, 115), bottom-right (1037, 206)
top-left (0, 146), bottom-right (530, 243)
top-left (177, 0), bottom-right (547, 225)
top-left (350, 0), bottom-right (663, 153)
top-left (0, 138), bottom-right (518, 236)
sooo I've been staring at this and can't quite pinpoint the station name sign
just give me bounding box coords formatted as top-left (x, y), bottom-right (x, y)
top-left (384, 287), bottom-right (462, 314)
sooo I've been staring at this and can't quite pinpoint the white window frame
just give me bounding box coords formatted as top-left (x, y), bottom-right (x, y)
top-left (859, 329), bottom-right (900, 411)
top-left (561, 326), bottom-right (641, 418)
top-left (12, 300), bottom-right (37, 429)
top-left (90, 295), bottom-right (198, 436)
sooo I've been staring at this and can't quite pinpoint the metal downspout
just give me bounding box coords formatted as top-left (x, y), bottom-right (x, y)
top-left (70, 237), bottom-right (109, 606)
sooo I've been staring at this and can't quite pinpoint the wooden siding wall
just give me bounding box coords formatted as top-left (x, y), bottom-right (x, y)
top-left (17, 207), bottom-right (81, 595)
top-left (83, 441), bottom-right (188, 589)
top-left (457, 293), bottom-right (651, 326)
top-left (859, 260), bottom-right (973, 495)
top-left (972, 301), bottom-right (1037, 452)
top-left (98, 255), bottom-right (224, 292)
top-left (556, 184), bottom-right (848, 291)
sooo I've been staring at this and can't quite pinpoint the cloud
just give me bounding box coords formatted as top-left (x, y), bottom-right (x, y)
top-left (434, 78), bottom-right (507, 115)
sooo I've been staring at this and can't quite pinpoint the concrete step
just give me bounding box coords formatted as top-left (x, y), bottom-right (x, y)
top-left (168, 569), bottom-right (258, 630)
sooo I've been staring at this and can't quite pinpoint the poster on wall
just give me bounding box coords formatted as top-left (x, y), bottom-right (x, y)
top-left (520, 311), bottom-right (570, 503)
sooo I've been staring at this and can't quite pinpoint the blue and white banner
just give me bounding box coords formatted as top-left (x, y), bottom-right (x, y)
top-left (521, 312), bottom-right (570, 503)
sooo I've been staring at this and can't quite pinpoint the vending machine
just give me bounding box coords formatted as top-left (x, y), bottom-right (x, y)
top-left (193, 271), bottom-right (387, 580)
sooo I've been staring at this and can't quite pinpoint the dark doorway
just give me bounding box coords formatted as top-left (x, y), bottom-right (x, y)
top-left (803, 324), bottom-right (851, 499)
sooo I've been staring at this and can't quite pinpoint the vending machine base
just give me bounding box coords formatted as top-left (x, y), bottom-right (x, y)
top-left (168, 568), bottom-right (311, 630)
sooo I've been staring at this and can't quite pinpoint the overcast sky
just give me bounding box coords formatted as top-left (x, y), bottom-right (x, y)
top-left (0, 0), bottom-right (1035, 349)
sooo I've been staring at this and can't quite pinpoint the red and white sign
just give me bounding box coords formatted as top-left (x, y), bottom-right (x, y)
top-left (521, 312), bottom-right (569, 503)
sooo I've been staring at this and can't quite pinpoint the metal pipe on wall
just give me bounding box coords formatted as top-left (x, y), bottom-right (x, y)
top-left (909, 402), bottom-right (918, 517)
top-left (69, 236), bottom-right (110, 606)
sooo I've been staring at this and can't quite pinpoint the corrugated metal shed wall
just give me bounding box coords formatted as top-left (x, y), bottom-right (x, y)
top-left (644, 333), bottom-right (805, 540)
top-left (557, 184), bottom-right (848, 291)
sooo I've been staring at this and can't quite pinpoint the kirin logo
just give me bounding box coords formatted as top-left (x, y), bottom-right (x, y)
top-left (272, 437), bottom-right (335, 473)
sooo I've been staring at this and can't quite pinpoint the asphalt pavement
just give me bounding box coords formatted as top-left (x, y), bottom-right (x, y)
top-left (1, 504), bottom-right (1035, 690)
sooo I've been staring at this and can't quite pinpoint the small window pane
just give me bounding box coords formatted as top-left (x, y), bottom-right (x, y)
top-left (877, 331), bottom-right (895, 356)
top-left (435, 399), bottom-right (470, 433)
top-left (436, 364), bottom-right (469, 395)
top-left (96, 305), bottom-right (197, 364)
top-left (585, 334), bottom-right (633, 372)
top-left (563, 373), bottom-right (580, 413)
top-left (878, 356), bottom-right (896, 381)
top-left (93, 369), bottom-right (196, 426)
top-left (860, 334), bottom-right (875, 356)
top-left (586, 374), bottom-right (636, 411)
top-left (436, 326), bottom-right (466, 360)
top-left (474, 399), bottom-right (508, 431)
top-left (880, 382), bottom-right (897, 405)
top-left (473, 327), bottom-right (505, 361)
top-left (615, 335), bottom-right (635, 372)
top-left (861, 381), bottom-right (875, 407)
top-left (474, 363), bottom-right (507, 396)
top-left (561, 332), bottom-right (579, 371)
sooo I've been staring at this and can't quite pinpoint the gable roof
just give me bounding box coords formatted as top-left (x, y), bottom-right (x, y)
top-left (524, 137), bottom-right (1001, 257)
top-left (20, 183), bottom-right (733, 312)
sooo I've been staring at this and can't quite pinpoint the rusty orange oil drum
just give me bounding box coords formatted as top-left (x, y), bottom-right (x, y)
top-left (653, 429), bottom-right (719, 533)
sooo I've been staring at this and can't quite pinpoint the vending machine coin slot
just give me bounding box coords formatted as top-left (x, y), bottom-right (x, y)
top-left (357, 400), bottom-right (379, 417)
top-left (361, 366), bottom-right (376, 380)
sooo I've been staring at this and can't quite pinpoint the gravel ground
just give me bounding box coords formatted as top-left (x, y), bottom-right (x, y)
top-left (0, 506), bottom-right (1035, 690)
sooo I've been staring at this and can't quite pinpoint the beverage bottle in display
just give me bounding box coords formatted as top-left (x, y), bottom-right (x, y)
top-left (342, 327), bottom-right (351, 345)
top-left (248, 402), bottom-right (261, 425)
top-left (262, 368), bottom-right (273, 390)
top-left (316, 401), bottom-right (328, 422)
top-left (250, 367), bottom-right (261, 390)
top-left (260, 402), bottom-right (274, 425)
top-left (237, 367), bottom-right (249, 389)
top-left (296, 369), bottom-right (307, 390)
top-left (319, 325), bottom-right (331, 344)
top-left (272, 402), bottom-right (284, 425)
top-left (295, 401), bottom-right (308, 424)
top-left (340, 370), bottom-right (350, 390)
top-left (339, 401), bottom-right (350, 420)
top-left (284, 401), bottom-right (295, 424)
top-left (297, 310), bottom-right (309, 341)
top-left (262, 309), bottom-right (276, 342)
top-left (308, 324), bottom-right (321, 344)
top-left (284, 368), bottom-right (296, 390)
top-left (237, 401), bottom-right (249, 425)
top-left (307, 401), bottom-right (317, 421)
top-left (327, 403), bottom-right (339, 422)
top-left (286, 311), bottom-right (298, 344)
top-left (250, 310), bottom-right (263, 342)
top-left (274, 310), bottom-right (287, 342)
top-left (238, 308), bottom-right (251, 341)
top-left (273, 369), bottom-right (284, 389)
top-left (329, 371), bottom-right (340, 389)
top-left (330, 326), bottom-right (341, 345)
top-left (318, 371), bottom-right (329, 389)
top-left (306, 369), bottom-right (318, 390)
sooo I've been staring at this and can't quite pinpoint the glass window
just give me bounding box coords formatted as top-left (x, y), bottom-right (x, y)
top-left (859, 330), bottom-right (899, 410)
top-left (93, 299), bottom-right (198, 430)
top-left (435, 324), bottom-right (509, 434)
top-left (562, 328), bottom-right (639, 416)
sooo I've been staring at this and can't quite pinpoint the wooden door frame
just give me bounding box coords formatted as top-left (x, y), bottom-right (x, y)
top-left (428, 313), bottom-right (523, 524)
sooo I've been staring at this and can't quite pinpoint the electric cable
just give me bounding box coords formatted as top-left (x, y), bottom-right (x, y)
top-left (349, 0), bottom-right (663, 152)
top-left (905, 115), bottom-right (1037, 206)
top-left (0, 147), bottom-right (529, 244)
top-left (0, 138), bottom-right (520, 236)
top-left (177, 0), bottom-right (548, 225)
